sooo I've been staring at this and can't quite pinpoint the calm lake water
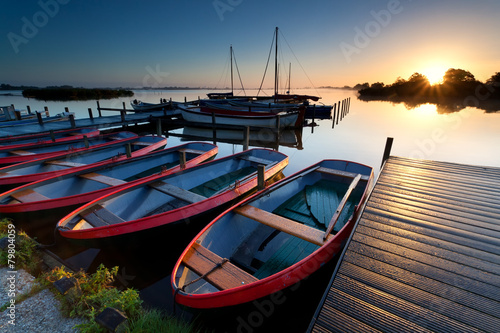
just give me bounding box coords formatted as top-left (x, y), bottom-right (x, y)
top-left (1, 88), bottom-right (499, 331)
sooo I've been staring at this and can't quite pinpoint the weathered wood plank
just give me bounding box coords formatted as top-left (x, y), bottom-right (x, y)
top-left (45, 160), bottom-right (86, 168)
top-left (359, 216), bottom-right (500, 268)
top-left (79, 172), bottom-right (127, 186)
top-left (343, 251), bottom-right (500, 318)
top-left (339, 264), bottom-right (500, 332)
top-left (234, 205), bottom-right (331, 246)
top-left (317, 167), bottom-right (370, 181)
top-left (239, 154), bottom-right (273, 165)
top-left (149, 181), bottom-right (207, 203)
top-left (334, 273), bottom-right (485, 332)
top-left (182, 242), bottom-right (258, 291)
top-left (9, 150), bottom-right (35, 156)
top-left (347, 240), bottom-right (500, 301)
top-left (10, 188), bottom-right (50, 203)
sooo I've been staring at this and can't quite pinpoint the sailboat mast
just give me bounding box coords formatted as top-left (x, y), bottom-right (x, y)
top-left (230, 45), bottom-right (234, 95)
top-left (274, 27), bottom-right (278, 102)
top-left (288, 62), bottom-right (291, 94)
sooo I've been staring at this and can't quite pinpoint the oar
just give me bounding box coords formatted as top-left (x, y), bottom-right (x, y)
top-left (323, 174), bottom-right (361, 241)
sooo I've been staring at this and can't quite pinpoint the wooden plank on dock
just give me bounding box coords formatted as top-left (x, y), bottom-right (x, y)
top-left (309, 156), bottom-right (500, 333)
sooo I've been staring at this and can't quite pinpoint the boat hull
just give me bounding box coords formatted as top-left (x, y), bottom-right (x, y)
top-left (0, 133), bottom-right (165, 190)
top-left (172, 160), bottom-right (374, 309)
top-left (57, 149), bottom-right (289, 247)
top-left (0, 143), bottom-right (217, 220)
top-left (0, 131), bottom-right (138, 166)
top-left (180, 106), bottom-right (303, 128)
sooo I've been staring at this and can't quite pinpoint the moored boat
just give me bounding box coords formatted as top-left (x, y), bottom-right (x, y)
top-left (0, 131), bottom-right (138, 166)
top-left (0, 133), bottom-right (166, 190)
top-left (179, 105), bottom-right (304, 129)
top-left (171, 159), bottom-right (373, 309)
top-left (0, 128), bottom-right (100, 149)
top-left (56, 148), bottom-right (289, 247)
top-left (130, 99), bottom-right (181, 114)
top-left (0, 142), bottom-right (217, 222)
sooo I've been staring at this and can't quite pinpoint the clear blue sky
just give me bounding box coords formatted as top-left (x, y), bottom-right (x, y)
top-left (1, 0), bottom-right (499, 89)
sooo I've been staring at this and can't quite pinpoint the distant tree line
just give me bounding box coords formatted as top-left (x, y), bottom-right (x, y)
top-left (22, 86), bottom-right (134, 101)
top-left (357, 69), bottom-right (500, 100)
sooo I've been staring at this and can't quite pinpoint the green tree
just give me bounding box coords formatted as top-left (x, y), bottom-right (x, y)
top-left (443, 68), bottom-right (476, 84)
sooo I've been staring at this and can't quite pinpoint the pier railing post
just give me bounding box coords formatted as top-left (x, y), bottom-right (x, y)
top-left (69, 114), bottom-right (76, 128)
top-left (36, 111), bottom-right (44, 125)
top-left (381, 137), bottom-right (394, 168)
top-left (332, 103), bottom-right (336, 128)
top-left (257, 165), bottom-right (265, 190)
top-left (243, 126), bottom-right (250, 150)
top-left (88, 108), bottom-right (94, 120)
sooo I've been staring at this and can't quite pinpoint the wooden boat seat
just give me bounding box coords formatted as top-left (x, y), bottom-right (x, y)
top-left (79, 172), bottom-right (127, 186)
top-left (79, 204), bottom-right (126, 228)
top-left (9, 150), bottom-right (35, 156)
top-left (10, 188), bottom-right (50, 203)
top-left (45, 160), bottom-right (87, 168)
top-left (182, 242), bottom-right (259, 291)
top-left (234, 205), bottom-right (332, 246)
top-left (130, 141), bottom-right (151, 146)
top-left (149, 181), bottom-right (207, 203)
top-left (178, 148), bottom-right (206, 155)
top-left (239, 155), bottom-right (273, 165)
top-left (317, 167), bottom-right (370, 181)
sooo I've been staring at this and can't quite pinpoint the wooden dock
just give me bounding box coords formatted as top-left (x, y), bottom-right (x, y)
top-left (308, 156), bottom-right (500, 332)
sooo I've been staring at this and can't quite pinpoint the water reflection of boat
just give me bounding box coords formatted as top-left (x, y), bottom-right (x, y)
top-left (172, 159), bottom-right (374, 309)
top-left (181, 126), bottom-right (303, 150)
top-left (57, 148), bottom-right (289, 247)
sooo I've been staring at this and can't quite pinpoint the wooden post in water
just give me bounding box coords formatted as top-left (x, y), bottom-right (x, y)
top-left (44, 106), bottom-right (49, 117)
top-left (211, 112), bottom-right (217, 144)
top-left (243, 126), bottom-right (250, 150)
top-left (97, 101), bottom-right (102, 117)
top-left (36, 111), bottom-right (44, 125)
top-left (156, 119), bottom-right (162, 136)
top-left (381, 137), bottom-right (394, 168)
top-left (27, 105), bottom-right (31, 114)
top-left (336, 101), bottom-right (340, 124)
top-left (179, 151), bottom-right (186, 169)
top-left (276, 114), bottom-right (281, 129)
top-left (88, 108), bottom-right (94, 120)
top-left (69, 114), bottom-right (76, 128)
top-left (126, 143), bottom-right (132, 158)
top-left (14, 110), bottom-right (21, 120)
top-left (257, 165), bottom-right (265, 190)
top-left (332, 103), bottom-right (336, 128)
